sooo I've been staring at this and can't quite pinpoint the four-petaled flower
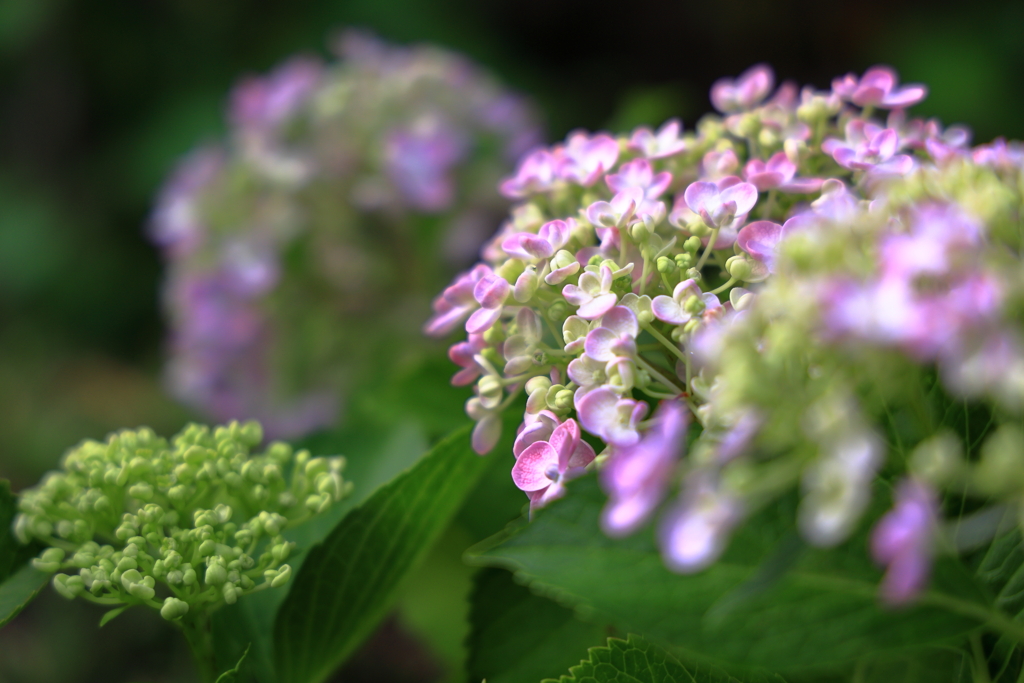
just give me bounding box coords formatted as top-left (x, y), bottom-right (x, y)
top-left (512, 418), bottom-right (596, 512)
top-left (465, 272), bottom-right (511, 334)
top-left (424, 264), bottom-right (492, 337)
top-left (683, 176), bottom-right (759, 231)
top-left (560, 132), bottom-right (620, 186)
top-left (499, 149), bottom-right (562, 198)
top-left (743, 152), bottom-right (823, 193)
top-left (823, 121), bottom-right (914, 177)
top-left (502, 219), bottom-right (574, 260)
top-left (562, 264), bottom-right (618, 319)
top-left (577, 387), bottom-right (648, 446)
top-left (652, 279), bottom-right (714, 325)
top-left (584, 306), bottom-right (639, 362)
top-left (628, 119), bottom-right (688, 159)
top-left (831, 65), bottom-right (927, 109)
top-left (711, 64), bottom-right (775, 113)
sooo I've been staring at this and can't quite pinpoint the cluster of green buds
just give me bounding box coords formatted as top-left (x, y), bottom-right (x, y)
top-left (14, 420), bottom-right (350, 621)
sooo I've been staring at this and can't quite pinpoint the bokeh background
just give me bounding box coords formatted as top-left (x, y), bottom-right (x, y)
top-left (1, 0), bottom-right (1022, 680)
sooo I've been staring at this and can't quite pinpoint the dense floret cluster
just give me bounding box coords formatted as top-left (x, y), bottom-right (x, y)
top-left (151, 31), bottom-right (540, 438)
top-left (14, 421), bottom-right (349, 621)
top-left (427, 63), bottom-right (1024, 602)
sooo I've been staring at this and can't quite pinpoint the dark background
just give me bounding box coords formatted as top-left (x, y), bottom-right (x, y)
top-left (0, 0), bottom-right (1022, 680)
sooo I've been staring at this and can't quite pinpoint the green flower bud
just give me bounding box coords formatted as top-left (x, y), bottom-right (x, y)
top-left (725, 255), bottom-right (753, 281)
top-left (222, 583), bottom-right (239, 605)
top-left (116, 556), bottom-right (137, 573)
top-left (975, 426), bottom-right (1024, 496)
top-left (683, 295), bottom-right (705, 315)
top-left (239, 421), bottom-right (263, 447)
top-left (53, 574), bottom-right (84, 600)
top-left (32, 548), bottom-right (66, 573)
top-left (910, 431), bottom-right (963, 486)
top-left (514, 266), bottom-right (539, 303)
top-left (205, 563), bottom-right (228, 586)
top-left (629, 222), bottom-right (649, 242)
top-left (167, 569), bottom-right (184, 585)
top-left (552, 389), bottom-right (575, 414)
top-left (120, 568), bottom-right (142, 588)
top-left (272, 542), bottom-right (292, 563)
top-left (129, 577), bottom-right (156, 601)
top-left (683, 236), bottom-right (703, 254)
top-left (160, 597), bottom-right (189, 621)
top-left (685, 267), bottom-right (703, 282)
top-left (656, 256), bottom-right (677, 274)
top-left (182, 567), bottom-right (197, 586)
top-left (525, 376), bottom-right (551, 396)
top-left (198, 540), bottom-right (217, 557)
top-left (270, 564), bottom-right (292, 588)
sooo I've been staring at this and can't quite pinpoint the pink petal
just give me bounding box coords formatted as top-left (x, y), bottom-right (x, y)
top-left (736, 220), bottom-right (784, 262)
top-left (576, 292), bottom-right (618, 320)
top-left (584, 327), bottom-right (620, 362)
top-left (651, 295), bottom-right (688, 324)
top-left (512, 441), bottom-right (560, 491)
top-left (720, 182), bottom-right (759, 216)
top-left (683, 181), bottom-right (717, 213)
top-left (600, 306), bottom-right (639, 338)
top-left (466, 306), bottom-right (502, 334)
top-left (472, 416), bottom-right (502, 454)
top-left (882, 86), bottom-right (927, 109)
top-left (549, 419), bottom-right (581, 471)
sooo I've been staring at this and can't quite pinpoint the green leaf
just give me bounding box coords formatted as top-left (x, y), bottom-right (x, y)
top-left (98, 605), bottom-right (129, 627)
top-left (542, 634), bottom-right (782, 683)
top-left (467, 567), bottom-right (606, 683)
top-left (215, 643), bottom-right (251, 683)
top-left (0, 562), bottom-right (49, 628)
top-left (211, 420), bottom-right (429, 683)
top-left (971, 528), bottom-right (1024, 681)
top-left (273, 423), bottom-right (492, 683)
top-left (0, 479), bottom-right (47, 628)
top-left (469, 476), bottom-right (989, 674)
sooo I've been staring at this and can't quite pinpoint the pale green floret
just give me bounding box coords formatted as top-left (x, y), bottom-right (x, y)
top-left (12, 420), bottom-right (350, 622)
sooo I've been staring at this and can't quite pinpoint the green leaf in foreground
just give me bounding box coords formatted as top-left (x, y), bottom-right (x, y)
top-left (0, 562), bottom-right (49, 628)
top-left (468, 567), bottom-right (606, 683)
top-left (210, 421), bottom-right (428, 682)
top-left (543, 634), bottom-right (780, 683)
top-left (469, 476), bottom-right (990, 674)
top-left (0, 479), bottom-right (47, 628)
top-left (273, 423), bottom-right (491, 683)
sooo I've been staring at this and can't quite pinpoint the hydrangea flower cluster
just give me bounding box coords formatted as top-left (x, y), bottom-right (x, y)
top-left (14, 420), bottom-right (350, 622)
top-left (151, 31), bottom-right (540, 438)
top-left (428, 63), bottom-right (1024, 601)
top-left (694, 150), bottom-right (1024, 603)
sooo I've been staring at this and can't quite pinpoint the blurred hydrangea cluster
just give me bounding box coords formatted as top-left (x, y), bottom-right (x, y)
top-left (151, 31), bottom-right (541, 438)
top-left (428, 63), bottom-right (1024, 602)
top-left (14, 421), bottom-right (349, 622)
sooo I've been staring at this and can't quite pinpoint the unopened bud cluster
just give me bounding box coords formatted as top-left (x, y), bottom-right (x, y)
top-left (151, 30), bottom-right (540, 439)
top-left (14, 420), bottom-right (351, 621)
top-left (427, 63), bottom-right (1024, 602)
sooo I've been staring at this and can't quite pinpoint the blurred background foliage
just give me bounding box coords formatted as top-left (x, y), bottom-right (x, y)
top-left (0, 0), bottom-right (1022, 681)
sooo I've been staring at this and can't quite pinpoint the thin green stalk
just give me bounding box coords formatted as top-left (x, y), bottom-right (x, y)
top-left (181, 612), bottom-right (218, 683)
top-left (642, 323), bottom-right (688, 363)
top-left (695, 228), bottom-right (720, 270)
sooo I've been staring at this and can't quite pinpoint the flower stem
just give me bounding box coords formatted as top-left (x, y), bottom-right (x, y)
top-left (180, 612), bottom-right (218, 683)
top-left (695, 228), bottom-right (720, 270)
top-left (642, 323), bottom-right (687, 363)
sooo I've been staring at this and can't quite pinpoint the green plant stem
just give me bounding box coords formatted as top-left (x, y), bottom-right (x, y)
top-left (695, 228), bottom-right (720, 270)
top-left (642, 323), bottom-right (687, 363)
top-left (181, 612), bottom-right (218, 683)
